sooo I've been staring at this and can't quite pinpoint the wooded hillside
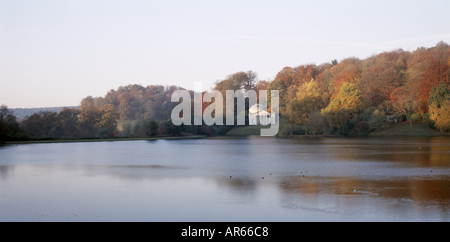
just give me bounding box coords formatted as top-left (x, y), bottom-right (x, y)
top-left (2, 41), bottom-right (450, 140)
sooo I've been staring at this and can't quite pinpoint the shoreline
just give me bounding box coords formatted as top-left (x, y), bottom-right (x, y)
top-left (2, 135), bottom-right (206, 145)
top-left (3, 121), bottom-right (450, 145)
top-left (225, 121), bottom-right (450, 138)
top-left (3, 132), bottom-right (450, 146)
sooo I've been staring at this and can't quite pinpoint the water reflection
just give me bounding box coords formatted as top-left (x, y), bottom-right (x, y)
top-left (276, 174), bottom-right (450, 221)
top-left (0, 165), bottom-right (14, 181)
top-left (0, 136), bottom-right (449, 221)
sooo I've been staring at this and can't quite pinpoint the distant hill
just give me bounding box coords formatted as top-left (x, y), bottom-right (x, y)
top-left (11, 106), bottom-right (79, 120)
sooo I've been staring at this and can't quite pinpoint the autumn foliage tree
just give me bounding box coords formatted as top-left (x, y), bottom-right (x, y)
top-left (418, 55), bottom-right (450, 112)
top-left (78, 97), bottom-right (101, 138)
top-left (267, 78), bottom-right (288, 113)
top-left (293, 64), bottom-right (318, 86)
top-left (97, 104), bottom-right (119, 138)
top-left (428, 82), bottom-right (450, 131)
top-left (289, 80), bottom-right (325, 128)
top-left (322, 83), bottom-right (365, 131)
top-left (390, 86), bottom-right (418, 127)
top-left (306, 110), bottom-right (326, 135)
top-left (275, 67), bottom-right (295, 86)
top-left (359, 49), bottom-right (408, 107)
top-left (405, 42), bottom-right (450, 113)
top-left (329, 58), bottom-right (362, 98)
top-left (254, 79), bottom-right (269, 102)
top-left (429, 99), bottom-right (450, 132)
top-left (12, 41), bottom-right (450, 138)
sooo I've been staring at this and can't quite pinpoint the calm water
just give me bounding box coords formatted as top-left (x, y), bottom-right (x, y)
top-left (0, 136), bottom-right (449, 222)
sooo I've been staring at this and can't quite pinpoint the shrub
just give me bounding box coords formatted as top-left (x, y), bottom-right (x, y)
top-left (368, 110), bottom-right (388, 131)
top-left (422, 113), bottom-right (435, 128)
top-left (410, 113), bottom-right (422, 121)
top-left (349, 121), bottom-right (370, 136)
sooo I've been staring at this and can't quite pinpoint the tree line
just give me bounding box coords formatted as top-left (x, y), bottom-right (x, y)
top-left (1, 41), bottom-right (450, 141)
top-left (268, 41), bottom-right (450, 135)
top-left (10, 106), bottom-right (79, 120)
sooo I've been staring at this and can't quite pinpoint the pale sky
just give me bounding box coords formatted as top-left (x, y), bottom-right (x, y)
top-left (1, 0), bottom-right (449, 108)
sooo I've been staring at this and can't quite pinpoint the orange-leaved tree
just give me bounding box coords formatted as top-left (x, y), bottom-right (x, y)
top-left (329, 58), bottom-right (362, 98)
top-left (390, 86), bottom-right (418, 127)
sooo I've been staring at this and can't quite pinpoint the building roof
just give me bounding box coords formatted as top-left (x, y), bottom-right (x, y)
top-left (249, 104), bottom-right (269, 114)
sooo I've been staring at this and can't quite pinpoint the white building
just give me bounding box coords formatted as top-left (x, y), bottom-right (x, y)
top-left (249, 104), bottom-right (275, 125)
top-left (386, 114), bottom-right (404, 123)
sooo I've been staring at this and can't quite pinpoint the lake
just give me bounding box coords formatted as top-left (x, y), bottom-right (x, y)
top-left (1, 136), bottom-right (449, 222)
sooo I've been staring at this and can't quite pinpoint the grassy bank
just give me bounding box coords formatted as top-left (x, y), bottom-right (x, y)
top-left (3, 135), bottom-right (206, 145)
top-left (369, 121), bottom-right (450, 137)
top-left (225, 121), bottom-right (450, 137)
top-left (6, 122), bottom-right (447, 145)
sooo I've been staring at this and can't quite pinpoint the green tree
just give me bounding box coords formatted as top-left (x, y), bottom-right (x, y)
top-left (121, 122), bottom-right (132, 137)
top-left (164, 120), bottom-right (182, 136)
top-left (56, 107), bottom-right (81, 138)
top-left (349, 121), bottom-right (370, 136)
top-left (306, 110), bottom-right (325, 135)
top-left (368, 109), bottom-right (388, 131)
top-left (428, 79), bottom-right (450, 132)
top-left (359, 106), bottom-right (376, 122)
top-left (21, 111), bottom-right (59, 138)
top-left (428, 81), bottom-right (449, 108)
top-left (0, 105), bottom-right (28, 141)
top-left (147, 119), bottom-right (159, 137)
top-left (277, 116), bottom-right (293, 137)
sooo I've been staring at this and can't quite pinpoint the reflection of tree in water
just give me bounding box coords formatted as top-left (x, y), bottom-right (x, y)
top-left (216, 177), bottom-right (259, 205)
top-left (0, 165), bottom-right (14, 180)
top-left (220, 177), bottom-right (257, 194)
top-left (343, 137), bottom-right (450, 167)
top-left (278, 175), bottom-right (320, 195)
top-left (277, 174), bottom-right (450, 218)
